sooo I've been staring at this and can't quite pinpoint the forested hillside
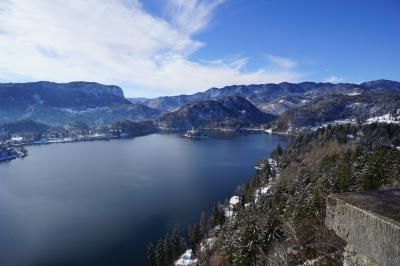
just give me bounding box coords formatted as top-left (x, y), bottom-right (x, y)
top-left (132, 79), bottom-right (400, 113)
top-left (271, 91), bottom-right (400, 132)
top-left (0, 81), bottom-right (162, 126)
top-left (148, 123), bottom-right (400, 265)
top-left (158, 96), bottom-right (276, 130)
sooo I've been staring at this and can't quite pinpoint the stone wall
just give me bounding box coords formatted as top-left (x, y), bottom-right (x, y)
top-left (325, 190), bottom-right (400, 266)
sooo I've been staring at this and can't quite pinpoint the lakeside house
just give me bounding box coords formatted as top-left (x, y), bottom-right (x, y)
top-left (255, 158), bottom-right (278, 171)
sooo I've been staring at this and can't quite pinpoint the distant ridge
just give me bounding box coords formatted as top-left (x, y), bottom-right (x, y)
top-left (129, 79), bottom-right (400, 112)
top-left (0, 81), bottom-right (128, 109)
top-left (2, 79), bottom-right (400, 130)
top-left (0, 81), bottom-right (161, 126)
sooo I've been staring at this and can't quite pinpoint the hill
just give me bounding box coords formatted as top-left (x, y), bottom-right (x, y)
top-left (0, 81), bottom-right (161, 126)
top-left (0, 119), bottom-right (51, 134)
top-left (111, 120), bottom-right (158, 137)
top-left (158, 96), bottom-right (276, 130)
top-left (271, 91), bottom-right (400, 132)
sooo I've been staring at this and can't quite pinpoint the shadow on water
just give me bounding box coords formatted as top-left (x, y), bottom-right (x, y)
top-left (0, 132), bottom-right (290, 266)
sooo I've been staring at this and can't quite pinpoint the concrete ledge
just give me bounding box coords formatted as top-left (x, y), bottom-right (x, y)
top-left (325, 190), bottom-right (400, 266)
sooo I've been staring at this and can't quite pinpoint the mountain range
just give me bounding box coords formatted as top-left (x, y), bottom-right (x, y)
top-left (134, 79), bottom-right (400, 131)
top-left (1, 79), bottom-right (400, 133)
top-left (0, 81), bottom-right (160, 126)
top-left (130, 79), bottom-right (400, 113)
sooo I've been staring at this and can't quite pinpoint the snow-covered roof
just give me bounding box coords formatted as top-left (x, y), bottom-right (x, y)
top-left (268, 158), bottom-right (277, 166)
top-left (175, 249), bottom-right (198, 266)
top-left (229, 196), bottom-right (240, 205)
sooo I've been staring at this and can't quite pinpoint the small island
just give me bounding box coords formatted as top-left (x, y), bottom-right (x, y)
top-left (0, 143), bottom-right (27, 162)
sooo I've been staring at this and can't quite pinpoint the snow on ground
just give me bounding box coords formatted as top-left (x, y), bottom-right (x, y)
top-left (255, 185), bottom-right (272, 203)
top-left (366, 111), bottom-right (400, 124)
top-left (327, 119), bottom-right (358, 125)
top-left (301, 257), bottom-right (320, 265)
top-left (347, 92), bottom-right (361, 96)
top-left (200, 237), bottom-right (216, 252)
top-left (60, 107), bottom-right (101, 114)
top-left (175, 249), bottom-right (198, 266)
top-left (224, 207), bottom-right (232, 218)
top-left (265, 128), bottom-right (273, 134)
top-left (300, 253), bottom-right (340, 266)
top-left (311, 119), bottom-right (358, 131)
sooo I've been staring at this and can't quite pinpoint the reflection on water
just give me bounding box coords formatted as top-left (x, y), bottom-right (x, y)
top-left (0, 133), bottom-right (289, 266)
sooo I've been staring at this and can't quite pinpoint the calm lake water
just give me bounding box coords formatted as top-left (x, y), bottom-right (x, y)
top-left (0, 133), bottom-right (289, 266)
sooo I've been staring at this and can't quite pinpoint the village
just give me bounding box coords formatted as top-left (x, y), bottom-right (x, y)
top-left (0, 127), bottom-right (124, 162)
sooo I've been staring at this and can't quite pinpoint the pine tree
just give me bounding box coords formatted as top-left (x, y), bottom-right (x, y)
top-left (240, 190), bottom-right (246, 207)
top-left (147, 242), bottom-right (156, 266)
top-left (211, 202), bottom-right (225, 227)
top-left (273, 144), bottom-right (283, 158)
top-left (334, 151), bottom-right (352, 192)
top-left (163, 233), bottom-right (172, 265)
top-left (361, 148), bottom-right (388, 190)
top-left (170, 228), bottom-right (184, 260)
top-left (199, 211), bottom-right (207, 236)
top-left (189, 224), bottom-right (202, 253)
top-left (264, 162), bottom-right (271, 179)
top-left (155, 239), bottom-right (165, 266)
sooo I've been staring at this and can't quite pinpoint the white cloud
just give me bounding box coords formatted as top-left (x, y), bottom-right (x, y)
top-left (267, 54), bottom-right (298, 69)
top-left (0, 0), bottom-right (302, 97)
top-left (324, 75), bottom-right (344, 83)
top-left (165, 0), bottom-right (225, 35)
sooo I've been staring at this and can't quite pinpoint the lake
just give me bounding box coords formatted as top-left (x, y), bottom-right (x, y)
top-left (0, 133), bottom-right (289, 266)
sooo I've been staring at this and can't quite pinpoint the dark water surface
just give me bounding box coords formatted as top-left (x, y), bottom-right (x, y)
top-left (0, 133), bottom-right (289, 266)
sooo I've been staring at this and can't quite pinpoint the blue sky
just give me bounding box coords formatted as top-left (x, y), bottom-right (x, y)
top-left (147, 0), bottom-right (400, 83)
top-left (0, 0), bottom-right (399, 97)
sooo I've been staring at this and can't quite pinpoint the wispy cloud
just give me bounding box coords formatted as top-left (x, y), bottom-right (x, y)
top-left (267, 54), bottom-right (298, 69)
top-left (165, 0), bottom-right (225, 35)
top-left (324, 75), bottom-right (344, 83)
top-left (0, 0), bottom-right (302, 97)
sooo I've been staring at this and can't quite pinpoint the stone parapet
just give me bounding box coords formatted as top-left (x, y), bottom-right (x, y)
top-left (325, 190), bottom-right (400, 266)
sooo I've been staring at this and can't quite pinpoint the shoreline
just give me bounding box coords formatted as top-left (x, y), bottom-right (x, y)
top-left (2, 129), bottom-right (290, 163)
